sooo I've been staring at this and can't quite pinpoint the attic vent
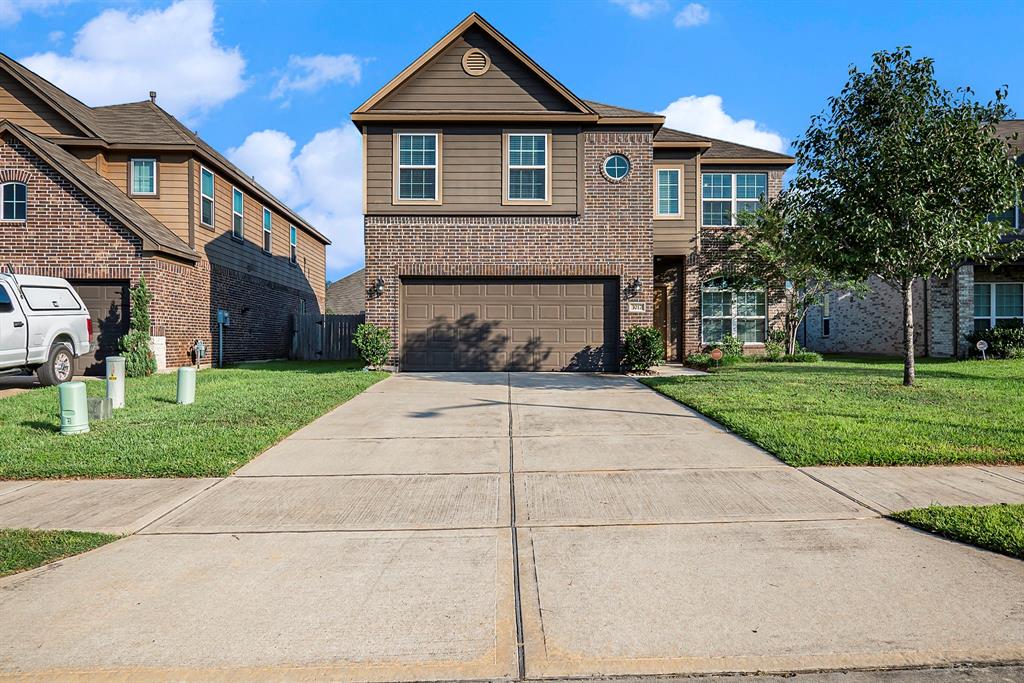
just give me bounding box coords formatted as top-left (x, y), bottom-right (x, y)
top-left (461, 48), bottom-right (491, 76)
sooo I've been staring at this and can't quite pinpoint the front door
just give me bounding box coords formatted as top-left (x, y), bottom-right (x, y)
top-left (0, 283), bottom-right (28, 367)
top-left (653, 285), bottom-right (669, 361)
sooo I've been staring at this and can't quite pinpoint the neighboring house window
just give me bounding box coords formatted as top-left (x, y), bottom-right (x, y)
top-left (397, 133), bottom-right (438, 201)
top-left (507, 133), bottom-right (547, 201)
top-left (604, 154), bottom-right (630, 180)
top-left (656, 168), bottom-right (681, 217)
top-left (702, 172), bottom-right (767, 226)
top-left (701, 277), bottom-right (767, 344)
top-left (200, 167), bottom-right (215, 227)
top-left (1, 182), bottom-right (27, 221)
top-left (974, 282), bottom-right (1024, 331)
top-left (130, 158), bottom-right (157, 196)
top-left (289, 225), bottom-right (297, 264)
top-left (262, 207), bottom-right (273, 253)
top-left (232, 187), bottom-right (244, 240)
top-left (821, 292), bottom-right (831, 337)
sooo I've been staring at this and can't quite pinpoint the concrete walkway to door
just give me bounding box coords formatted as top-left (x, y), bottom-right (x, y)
top-left (0, 373), bottom-right (1023, 681)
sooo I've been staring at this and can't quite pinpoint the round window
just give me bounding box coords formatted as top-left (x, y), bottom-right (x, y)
top-left (603, 154), bottom-right (630, 180)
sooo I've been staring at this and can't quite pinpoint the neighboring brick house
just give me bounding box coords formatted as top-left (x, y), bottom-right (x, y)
top-left (0, 54), bottom-right (330, 373)
top-left (326, 268), bottom-right (366, 315)
top-left (356, 13), bottom-right (792, 371)
top-left (800, 121), bottom-right (1024, 358)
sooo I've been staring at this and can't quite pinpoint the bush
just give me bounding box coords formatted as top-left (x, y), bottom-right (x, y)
top-left (621, 325), bottom-right (664, 372)
top-left (120, 278), bottom-right (156, 377)
top-left (706, 334), bottom-right (743, 358)
top-left (966, 322), bottom-right (1024, 359)
top-left (685, 352), bottom-right (743, 371)
top-left (782, 351), bottom-right (823, 363)
top-left (764, 329), bottom-right (787, 360)
top-left (353, 323), bottom-right (392, 369)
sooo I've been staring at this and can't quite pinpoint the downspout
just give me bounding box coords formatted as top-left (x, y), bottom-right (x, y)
top-left (923, 278), bottom-right (930, 357)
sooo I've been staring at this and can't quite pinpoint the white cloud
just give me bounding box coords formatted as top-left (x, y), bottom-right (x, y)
top-left (20, 0), bottom-right (245, 122)
top-left (609, 0), bottom-right (669, 19)
top-left (0, 0), bottom-right (66, 26)
top-left (228, 125), bottom-right (363, 276)
top-left (674, 3), bottom-right (710, 27)
top-left (271, 54), bottom-right (363, 101)
top-left (46, 29), bottom-right (64, 43)
top-left (657, 95), bottom-right (787, 152)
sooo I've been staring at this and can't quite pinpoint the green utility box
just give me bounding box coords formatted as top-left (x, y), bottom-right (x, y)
top-left (176, 367), bottom-right (196, 405)
top-left (58, 381), bottom-right (89, 435)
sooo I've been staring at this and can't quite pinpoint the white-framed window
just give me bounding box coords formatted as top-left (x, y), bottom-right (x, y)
top-left (702, 172), bottom-right (767, 226)
top-left (656, 168), bottom-right (681, 217)
top-left (289, 225), bottom-right (297, 264)
top-left (701, 277), bottom-right (767, 344)
top-left (397, 133), bottom-right (438, 201)
top-left (200, 167), bottom-right (215, 227)
top-left (130, 158), bottom-right (157, 196)
top-left (821, 292), bottom-right (831, 337)
top-left (974, 282), bottom-right (1024, 331)
top-left (1, 182), bottom-right (27, 221)
top-left (262, 207), bottom-right (273, 253)
top-left (506, 133), bottom-right (547, 202)
top-left (231, 187), bottom-right (244, 240)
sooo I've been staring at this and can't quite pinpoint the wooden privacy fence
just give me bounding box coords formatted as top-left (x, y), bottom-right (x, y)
top-left (291, 313), bottom-right (364, 361)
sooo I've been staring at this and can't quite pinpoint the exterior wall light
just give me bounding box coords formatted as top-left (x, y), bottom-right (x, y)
top-left (373, 276), bottom-right (385, 298)
top-left (625, 277), bottom-right (642, 299)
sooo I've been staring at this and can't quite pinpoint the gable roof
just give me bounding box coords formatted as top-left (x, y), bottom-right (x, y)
top-left (353, 13), bottom-right (598, 122)
top-left (0, 52), bottom-right (103, 139)
top-left (1, 120), bottom-right (198, 261)
top-left (326, 268), bottom-right (366, 315)
top-left (655, 126), bottom-right (794, 164)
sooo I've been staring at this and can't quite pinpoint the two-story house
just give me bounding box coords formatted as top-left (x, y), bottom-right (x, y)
top-left (356, 14), bottom-right (793, 371)
top-left (0, 53), bottom-right (330, 374)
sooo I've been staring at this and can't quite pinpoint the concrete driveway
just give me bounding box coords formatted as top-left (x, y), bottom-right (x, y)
top-left (1, 373), bottom-right (1023, 681)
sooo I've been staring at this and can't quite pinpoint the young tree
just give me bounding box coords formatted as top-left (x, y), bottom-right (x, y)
top-left (120, 277), bottom-right (156, 377)
top-left (726, 198), bottom-right (862, 355)
top-left (789, 47), bottom-right (1024, 385)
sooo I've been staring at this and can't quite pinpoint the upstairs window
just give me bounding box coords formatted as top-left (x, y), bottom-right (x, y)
top-left (1, 182), bottom-right (27, 221)
top-left (974, 283), bottom-right (1024, 331)
top-left (397, 133), bottom-right (438, 202)
top-left (656, 168), bottom-right (681, 217)
top-left (200, 167), bottom-right (215, 227)
top-left (702, 172), bottom-right (767, 226)
top-left (506, 133), bottom-right (548, 202)
top-left (262, 207), bottom-right (273, 253)
top-left (821, 292), bottom-right (831, 337)
top-left (701, 277), bottom-right (766, 344)
top-left (232, 187), bottom-right (244, 240)
top-left (130, 158), bottom-right (157, 196)
top-left (289, 225), bottom-right (298, 264)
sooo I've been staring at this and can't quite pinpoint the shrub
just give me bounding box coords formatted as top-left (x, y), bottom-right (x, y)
top-left (685, 352), bottom-right (743, 371)
top-left (120, 278), bottom-right (156, 377)
top-left (782, 351), bottom-right (823, 363)
top-left (621, 325), bottom-right (664, 372)
top-left (764, 329), bottom-right (787, 360)
top-left (706, 334), bottom-right (743, 358)
top-left (965, 322), bottom-right (1024, 359)
top-left (353, 323), bottom-right (392, 369)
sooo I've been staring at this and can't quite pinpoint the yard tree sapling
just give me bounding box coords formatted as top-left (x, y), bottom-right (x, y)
top-left (789, 47), bottom-right (1024, 385)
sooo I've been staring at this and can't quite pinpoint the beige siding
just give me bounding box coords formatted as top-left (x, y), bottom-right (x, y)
top-left (99, 152), bottom-right (191, 245)
top-left (376, 27), bottom-right (575, 112)
top-left (192, 162), bottom-right (326, 304)
top-left (653, 148), bottom-right (698, 255)
top-left (0, 71), bottom-right (84, 137)
top-left (366, 125), bottom-right (579, 215)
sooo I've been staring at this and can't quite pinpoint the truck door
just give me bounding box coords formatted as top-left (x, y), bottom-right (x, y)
top-left (0, 283), bottom-right (28, 366)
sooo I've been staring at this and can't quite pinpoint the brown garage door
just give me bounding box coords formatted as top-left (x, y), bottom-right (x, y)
top-left (401, 278), bottom-right (619, 371)
top-left (68, 280), bottom-right (130, 376)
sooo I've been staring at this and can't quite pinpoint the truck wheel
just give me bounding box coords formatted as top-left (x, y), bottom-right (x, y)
top-left (37, 343), bottom-right (74, 386)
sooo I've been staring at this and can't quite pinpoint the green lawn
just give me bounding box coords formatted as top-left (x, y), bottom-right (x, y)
top-left (643, 357), bottom-right (1024, 466)
top-left (0, 361), bottom-right (387, 479)
top-left (891, 504), bottom-right (1024, 559)
top-left (0, 528), bottom-right (118, 577)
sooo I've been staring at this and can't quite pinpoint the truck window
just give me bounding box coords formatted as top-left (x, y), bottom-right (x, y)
top-left (22, 285), bottom-right (82, 312)
top-left (0, 286), bottom-right (12, 313)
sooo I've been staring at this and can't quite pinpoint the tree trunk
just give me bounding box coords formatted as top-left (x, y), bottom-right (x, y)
top-left (901, 277), bottom-right (916, 387)
top-left (787, 322), bottom-right (799, 356)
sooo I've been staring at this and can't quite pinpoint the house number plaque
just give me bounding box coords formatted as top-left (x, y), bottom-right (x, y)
top-left (628, 302), bottom-right (646, 313)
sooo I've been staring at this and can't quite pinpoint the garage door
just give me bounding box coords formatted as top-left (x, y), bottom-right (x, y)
top-left (68, 280), bottom-right (130, 376)
top-left (401, 278), bottom-right (619, 371)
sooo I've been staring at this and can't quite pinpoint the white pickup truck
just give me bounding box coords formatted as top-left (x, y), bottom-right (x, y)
top-left (0, 272), bottom-right (92, 386)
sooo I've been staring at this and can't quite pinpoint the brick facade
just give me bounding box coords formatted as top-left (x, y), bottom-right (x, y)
top-left (1, 131), bottom-right (317, 371)
top-left (365, 131), bottom-right (655, 366)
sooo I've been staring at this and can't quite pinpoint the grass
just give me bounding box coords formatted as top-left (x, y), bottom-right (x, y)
top-left (642, 357), bottom-right (1024, 466)
top-left (0, 361), bottom-right (387, 479)
top-left (891, 504), bottom-right (1024, 559)
top-left (0, 528), bottom-right (118, 577)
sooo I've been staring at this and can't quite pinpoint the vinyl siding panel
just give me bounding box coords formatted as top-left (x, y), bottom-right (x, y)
top-left (376, 27), bottom-right (576, 112)
top-left (0, 71), bottom-right (83, 137)
top-left (365, 125), bottom-right (579, 214)
top-left (100, 152), bottom-right (191, 245)
top-left (653, 148), bottom-right (698, 255)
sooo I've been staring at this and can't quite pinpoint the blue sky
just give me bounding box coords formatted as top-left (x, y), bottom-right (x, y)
top-left (3, 0), bottom-right (1023, 280)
